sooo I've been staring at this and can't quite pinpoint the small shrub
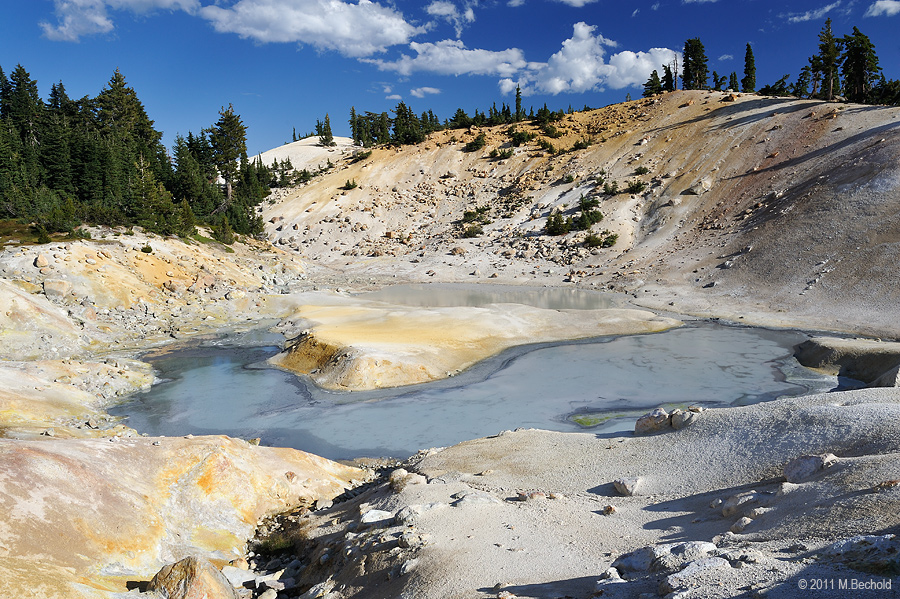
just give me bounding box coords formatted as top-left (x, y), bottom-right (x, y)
top-left (463, 132), bottom-right (487, 153)
top-left (141, 244), bottom-right (153, 253)
top-left (506, 127), bottom-right (534, 147)
top-left (626, 180), bottom-right (648, 194)
top-left (603, 180), bottom-right (619, 195)
top-left (585, 231), bottom-right (618, 248)
top-left (537, 138), bottom-right (556, 154)
top-left (341, 179), bottom-right (358, 190)
top-left (572, 137), bottom-right (593, 151)
top-left (563, 174), bottom-right (575, 184)
top-left (541, 123), bottom-right (564, 138)
top-left (634, 165), bottom-right (650, 175)
top-left (462, 224), bottom-right (483, 237)
top-left (349, 150), bottom-right (372, 164)
top-left (462, 205), bottom-right (491, 224)
top-left (489, 147), bottom-right (514, 160)
top-left (545, 212), bottom-right (572, 235)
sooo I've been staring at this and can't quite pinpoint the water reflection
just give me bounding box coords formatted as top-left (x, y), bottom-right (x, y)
top-left (111, 322), bottom-right (837, 461)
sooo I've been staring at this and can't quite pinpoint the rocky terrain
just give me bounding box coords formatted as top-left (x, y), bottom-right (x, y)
top-left (1, 89), bottom-right (900, 598)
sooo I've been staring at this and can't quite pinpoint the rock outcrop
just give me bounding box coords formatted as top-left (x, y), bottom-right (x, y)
top-left (0, 435), bottom-right (363, 598)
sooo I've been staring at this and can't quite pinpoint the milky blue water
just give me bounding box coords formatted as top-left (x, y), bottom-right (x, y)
top-left (111, 312), bottom-right (837, 461)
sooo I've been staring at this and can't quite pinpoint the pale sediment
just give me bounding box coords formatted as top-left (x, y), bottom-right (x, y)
top-left (269, 302), bottom-right (680, 391)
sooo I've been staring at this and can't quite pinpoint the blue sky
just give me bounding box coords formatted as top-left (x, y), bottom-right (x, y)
top-left (2, 0), bottom-right (899, 156)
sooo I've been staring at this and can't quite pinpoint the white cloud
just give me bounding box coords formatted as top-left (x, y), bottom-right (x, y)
top-left (386, 93), bottom-right (403, 100)
top-left (508, 0), bottom-right (525, 5)
top-left (368, 39), bottom-right (528, 77)
top-left (718, 54), bottom-right (733, 61)
top-left (783, 1), bottom-right (841, 23)
top-left (41, 0), bottom-right (424, 55)
top-left (651, 2), bottom-right (660, 8)
top-left (426, 1), bottom-right (476, 37)
top-left (41, 0), bottom-right (199, 41)
top-left (199, 0), bottom-right (425, 57)
top-left (631, 8), bottom-right (640, 16)
top-left (683, 0), bottom-right (718, 3)
top-left (500, 23), bottom-right (678, 95)
top-left (410, 86), bottom-right (442, 97)
top-left (865, 0), bottom-right (900, 15)
top-left (554, 0), bottom-right (599, 5)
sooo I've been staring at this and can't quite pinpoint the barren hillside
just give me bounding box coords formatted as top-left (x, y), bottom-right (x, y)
top-left (263, 90), bottom-right (900, 336)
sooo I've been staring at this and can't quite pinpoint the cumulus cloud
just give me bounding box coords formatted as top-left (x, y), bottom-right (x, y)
top-left (40, 0), bottom-right (423, 56)
top-left (865, 0), bottom-right (900, 15)
top-left (426, 1), bottom-right (476, 37)
top-left (411, 86), bottom-right (442, 97)
top-left (367, 39), bottom-right (528, 77)
top-left (783, 1), bottom-right (841, 23)
top-left (199, 0), bottom-right (425, 57)
top-left (41, 0), bottom-right (199, 41)
top-left (499, 23), bottom-right (678, 95)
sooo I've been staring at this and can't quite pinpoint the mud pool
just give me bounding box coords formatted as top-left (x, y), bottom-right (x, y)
top-left (112, 320), bottom-right (840, 461)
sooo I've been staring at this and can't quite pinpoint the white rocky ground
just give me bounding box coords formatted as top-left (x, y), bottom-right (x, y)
top-left (2, 90), bottom-right (900, 598)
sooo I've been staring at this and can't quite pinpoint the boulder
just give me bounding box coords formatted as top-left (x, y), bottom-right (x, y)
top-left (794, 337), bottom-right (900, 383)
top-left (635, 408), bottom-right (671, 435)
top-left (147, 556), bottom-right (239, 599)
top-left (34, 254), bottom-right (50, 268)
top-left (870, 363), bottom-right (900, 388)
top-left (43, 279), bottom-right (73, 300)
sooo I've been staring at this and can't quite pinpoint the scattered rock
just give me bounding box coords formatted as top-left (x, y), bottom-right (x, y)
top-left (825, 534), bottom-right (900, 574)
top-left (452, 490), bottom-right (502, 507)
top-left (360, 509), bottom-right (394, 525)
top-left (722, 491), bottom-right (764, 517)
top-left (670, 409), bottom-right (698, 429)
top-left (659, 557), bottom-right (730, 595)
top-left (147, 556), bottom-right (240, 599)
top-left (34, 254), bottom-right (49, 268)
top-left (784, 453), bottom-right (837, 483)
top-left (614, 477), bottom-right (641, 497)
top-left (731, 516), bottom-right (754, 533)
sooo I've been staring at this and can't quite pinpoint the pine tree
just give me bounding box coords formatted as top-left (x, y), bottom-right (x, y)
top-left (817, 18), bottom-right (841, 101)
top-left (318, 113), bottom-right (335, 146)
top-left (643, 70), bottom-right (663, 97)
top-left (349, 107), bottom-right (359, 145)
top-left (729, 72), bottom-right (739, 92)
top-left (681, 38), bottom-right (709, 90)
top-left (741, 43), bottom-right (756, 93)
top-left (210, 104), bottom-right (247, 210)
top-left (840, 27), bottom-right (881, 103)
top-left (661, 65), bottom-right (676, 92)
top-left (515, 85), bottom-right (524, 122)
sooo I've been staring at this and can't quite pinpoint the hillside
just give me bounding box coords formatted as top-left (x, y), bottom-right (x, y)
top-left (263, 89), bottom-right (900, 336)
top-left (2, 90), bottom-right (900, 599)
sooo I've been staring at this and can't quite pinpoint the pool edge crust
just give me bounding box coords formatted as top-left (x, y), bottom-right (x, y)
top-left (268, 304), bottom-right (682, 391)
